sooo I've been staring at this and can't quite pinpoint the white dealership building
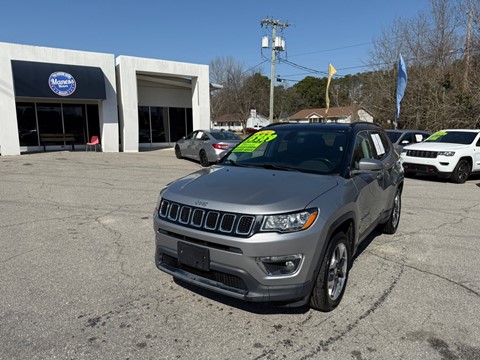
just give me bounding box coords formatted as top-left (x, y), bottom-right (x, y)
top-left (0, 41), bottom-right (211, 156)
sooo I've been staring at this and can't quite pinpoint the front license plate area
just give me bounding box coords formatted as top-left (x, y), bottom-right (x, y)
top-left (177, 242), bottom-right (210, 271)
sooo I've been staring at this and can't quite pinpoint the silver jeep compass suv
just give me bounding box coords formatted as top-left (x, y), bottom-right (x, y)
top-left (154, 122), bottom-right (404, 311)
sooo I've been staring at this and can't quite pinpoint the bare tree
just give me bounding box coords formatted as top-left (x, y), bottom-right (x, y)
top-left (366, 0), bottom-right (480, 131)
top-left (210, 57), bottom-right (270, 130)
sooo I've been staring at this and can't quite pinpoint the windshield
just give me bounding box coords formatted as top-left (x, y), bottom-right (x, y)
top-left (211, 132), bottom-right (242, 141)
top-left (222, 128), bottom-right (347, 175)
top-left (425, 131), bottom-right (478, 145)
top-left (386, 131), bottom-right (402, 143)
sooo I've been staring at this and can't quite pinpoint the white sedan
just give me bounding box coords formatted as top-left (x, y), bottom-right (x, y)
top-left (400, 129), bottom-right (480, 183)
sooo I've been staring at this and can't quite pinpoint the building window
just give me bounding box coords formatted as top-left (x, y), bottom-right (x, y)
top-left (16, 102), bottom-right (100, 149)
top-left (16, 102), bottom-right (38, 146)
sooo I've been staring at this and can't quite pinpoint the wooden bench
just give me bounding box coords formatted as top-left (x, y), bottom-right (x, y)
top-left (40, 133), bottom-right (76, 151)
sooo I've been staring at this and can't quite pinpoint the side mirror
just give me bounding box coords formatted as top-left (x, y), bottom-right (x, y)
top-left (351, 158), bottom-right (383, 175)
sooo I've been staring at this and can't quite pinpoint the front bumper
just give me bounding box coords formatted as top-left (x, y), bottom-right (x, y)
top-left (154, 216), bottom-right (325, 305)
top-left (156, 246), bottom-right (312, 304)
top-left (401, 155), bottom-right (457, 177)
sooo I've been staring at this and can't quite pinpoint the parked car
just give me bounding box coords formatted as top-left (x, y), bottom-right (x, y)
top-left (154, 122), bottom-right (404, 312)
top-left (245, 127), bottom-right (260, 134)
top-left (400, 129), bottom-right (480, 183)
top-left (386, 129), bottom-right (430, 153)
top-left (175, 130), bottom-right (242, 167)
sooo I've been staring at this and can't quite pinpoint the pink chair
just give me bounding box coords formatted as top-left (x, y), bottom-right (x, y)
top-left (86, 135), bottom-right (99, 152)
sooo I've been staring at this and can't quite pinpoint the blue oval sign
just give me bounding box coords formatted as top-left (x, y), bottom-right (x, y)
top-left (48, 72), bottom-right (77, 96)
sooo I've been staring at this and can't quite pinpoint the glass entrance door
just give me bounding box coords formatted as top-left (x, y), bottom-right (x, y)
top-left (37, 104), bottom-right (64, 148)
top-left (63, 104), bottom-right (87, 145)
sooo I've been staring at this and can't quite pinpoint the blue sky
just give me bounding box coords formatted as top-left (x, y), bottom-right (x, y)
top-left (0, 0), bottom-right (430, 82)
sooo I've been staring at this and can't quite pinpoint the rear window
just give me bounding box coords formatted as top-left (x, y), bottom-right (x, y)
top-left (211, 132), bottom-right (242, 141)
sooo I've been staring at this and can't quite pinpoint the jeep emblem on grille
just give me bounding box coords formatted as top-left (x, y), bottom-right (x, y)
top-left (195, 200), bottom-right (208, 207)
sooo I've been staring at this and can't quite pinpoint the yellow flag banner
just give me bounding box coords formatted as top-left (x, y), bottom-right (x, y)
top-left (325, 63), bottom-right (337, 118)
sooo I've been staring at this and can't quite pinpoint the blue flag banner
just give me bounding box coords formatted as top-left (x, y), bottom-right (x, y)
top-left (396, 54), bottom-right (407, 119)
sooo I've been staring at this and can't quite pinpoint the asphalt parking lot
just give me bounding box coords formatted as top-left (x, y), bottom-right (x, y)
top-left (1, 149), bottom-right (479, 360)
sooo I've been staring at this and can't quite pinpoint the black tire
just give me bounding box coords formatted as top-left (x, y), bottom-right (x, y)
top-left (310, 232), bottom-right (349, 312)
top-left (199, 150), bottom-right (210, 167)
top-left (450, 159), bottom-right (470, 184)
top-left (381, 187), bottom-right (402, 234)
top-left (175, 145), bottom-right (182, 159)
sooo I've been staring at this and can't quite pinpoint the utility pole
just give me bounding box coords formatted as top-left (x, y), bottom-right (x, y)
top-left (261, 18), bottom-right (289, 123)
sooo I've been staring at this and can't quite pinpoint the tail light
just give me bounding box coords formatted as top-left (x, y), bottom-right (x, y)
top-left (213, 143), bottom-right (229, 150)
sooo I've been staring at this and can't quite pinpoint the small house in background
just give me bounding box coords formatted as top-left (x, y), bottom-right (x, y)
top-left (288, 103), bottom-right (373, 124)
top-left (212, 109), bottom-right (270, 133)
top-left (245, 109), bottom-right (270, 133)
top-left (212, 113), bottom-right (243, 132)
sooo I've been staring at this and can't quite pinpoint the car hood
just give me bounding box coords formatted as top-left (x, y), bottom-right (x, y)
top-left (403, 142), bottom-right (470, 151)
top-left (162, 165), bottom-right (338, 214)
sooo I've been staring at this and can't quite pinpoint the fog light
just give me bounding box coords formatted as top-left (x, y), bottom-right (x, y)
top-left (257, 254), bottom-right (303, 276)
top-left (285, 261), bottom-right (295, 272)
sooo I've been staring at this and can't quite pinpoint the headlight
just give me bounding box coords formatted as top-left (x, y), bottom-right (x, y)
top-left (438, 151), bottom-right (455, 156)
top-left (261, 208), bottom-right (318, 232)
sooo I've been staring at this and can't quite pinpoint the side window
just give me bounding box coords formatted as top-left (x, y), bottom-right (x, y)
top-left (414, 133), bottom-right (427, 143)
top-left (401, 133), bottom-right (414, 145)
top-left (195, 131), bottom-right (204, 140)
top-left (378, 132), bottom-right (390, 158)
top-left (352, 131), bottom-right (375, 168)
top-left (186, 131), bottom-right (196, 140)
top-left (370, 131), bottom-right (388, 160)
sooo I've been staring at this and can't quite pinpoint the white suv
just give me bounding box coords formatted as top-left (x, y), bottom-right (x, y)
top-left (400, 129), bottom-right (480, 183)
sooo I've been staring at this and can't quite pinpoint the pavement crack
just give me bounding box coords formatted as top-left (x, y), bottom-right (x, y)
top-left (94, 207), bottom-right (132, 280)
top-left (1, 246), bottom-right (44, 264)
top-left (367, 251), bottom-right (480, 297)
top-left (299, 266), bottom-right (405, 359)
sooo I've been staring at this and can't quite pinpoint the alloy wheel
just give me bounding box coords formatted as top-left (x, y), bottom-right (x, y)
top-left (327, 243), bottom-right (348, 301)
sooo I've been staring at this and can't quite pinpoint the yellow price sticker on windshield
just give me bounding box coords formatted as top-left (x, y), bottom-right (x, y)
top-left (233, 130), bottom-right (277, 153)
top-left (427, 131), bottom-right (447, 141)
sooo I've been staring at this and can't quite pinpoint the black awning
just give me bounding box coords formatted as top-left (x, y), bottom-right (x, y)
top-left (11, 60), bottom-right (107, 100)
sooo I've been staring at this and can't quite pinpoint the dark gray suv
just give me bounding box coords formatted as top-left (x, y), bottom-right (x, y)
top-left (154, 122), bottom-right (404, 311)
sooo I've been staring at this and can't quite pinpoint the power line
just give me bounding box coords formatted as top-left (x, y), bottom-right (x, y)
top-left (278, 58), bottom-right (328, 75)
top-left (273, 46), bottom-right (467, 79)
top-left (288, 42), bottom-right (373, 58)
top-left (242, 59), bottom-right (269, 74)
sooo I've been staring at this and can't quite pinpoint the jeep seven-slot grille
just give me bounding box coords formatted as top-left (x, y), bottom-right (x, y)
top-left (159, 200), bottom-right (256, 237)
top-left (406, 149), bottom-right (438, 158)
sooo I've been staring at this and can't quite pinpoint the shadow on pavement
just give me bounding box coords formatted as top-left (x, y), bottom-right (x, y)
top-left (173, 278), bottom-right (310, 315)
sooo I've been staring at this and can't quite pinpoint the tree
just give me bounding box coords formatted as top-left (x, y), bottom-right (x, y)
top-left (293, 76), bottom-right (327, 108)
top-left (366, 0), bottom-right (480, 130)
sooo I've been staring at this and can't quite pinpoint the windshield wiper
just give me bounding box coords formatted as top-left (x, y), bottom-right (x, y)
top-left (257, 163), bottom-right (299, 172)
top-left (222, 159), bottom-right (248, 167)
